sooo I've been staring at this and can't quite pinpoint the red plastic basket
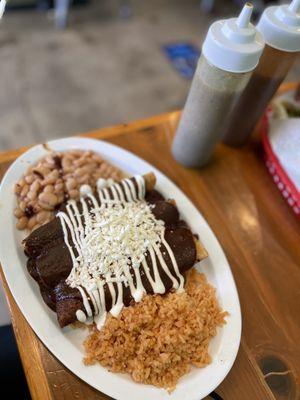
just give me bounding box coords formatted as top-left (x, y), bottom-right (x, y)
top-left (261, 111), bottom-right (300, 217)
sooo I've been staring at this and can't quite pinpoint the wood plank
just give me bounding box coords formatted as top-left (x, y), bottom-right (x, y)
top-left (217, 340), bottom-right (274, 400)
top-left (0, 81), bottom-right (299, 400)
top-left (106, 126), bottom-right (300, 400)
top-left (38, 340), bottom-right (113, 400)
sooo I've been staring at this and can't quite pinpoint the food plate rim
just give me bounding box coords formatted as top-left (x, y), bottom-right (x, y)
top-left (0, 137), bottom-right (242, 400)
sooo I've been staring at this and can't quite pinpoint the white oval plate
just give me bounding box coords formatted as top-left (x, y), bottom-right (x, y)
top-left (0, 137), bottom-right (241, 400)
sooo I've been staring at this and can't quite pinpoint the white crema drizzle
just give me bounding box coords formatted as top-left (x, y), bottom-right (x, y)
top-left (57, 175), bottom-right (184, 329)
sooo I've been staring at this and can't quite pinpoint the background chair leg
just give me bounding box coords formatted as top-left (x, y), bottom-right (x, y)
top-left (119, 0), bottom-right (132, 19)
top-left (54, 0), bottom-right (71, 29)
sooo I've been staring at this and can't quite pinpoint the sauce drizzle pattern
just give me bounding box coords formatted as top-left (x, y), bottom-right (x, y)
top-left (57, 176), bottom-right (184, 329)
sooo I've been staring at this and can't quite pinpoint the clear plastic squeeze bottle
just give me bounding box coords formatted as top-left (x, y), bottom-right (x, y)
top-left (172, 3), bottom-right (264, 168)
top-left (223, 0), bottom-right (300, 147)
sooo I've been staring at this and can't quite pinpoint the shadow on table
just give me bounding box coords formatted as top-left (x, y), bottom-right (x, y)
top-left (0, 324), bottom-right (31, 399)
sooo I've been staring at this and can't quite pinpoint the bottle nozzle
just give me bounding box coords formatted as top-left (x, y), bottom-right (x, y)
top-left (236, 2), bottom-right (253, 28)
top-left (0, 0), bottom-right (6, 19)
top-left (289, 0), bottom-right (300, 14)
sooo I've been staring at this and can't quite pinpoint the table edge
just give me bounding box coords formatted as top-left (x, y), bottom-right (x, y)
top-left (0, 81), bottom-right (296, 400)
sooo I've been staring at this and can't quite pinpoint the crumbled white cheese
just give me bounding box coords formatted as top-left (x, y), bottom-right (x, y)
top-left (97, 178), bottom-right (108, 190)
top-left (106, 178), bottom-right (115, 186)
top-left (66, 200), bottom-right (165, 290)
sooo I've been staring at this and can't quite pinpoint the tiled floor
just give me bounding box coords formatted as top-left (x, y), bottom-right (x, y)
top-left (0, 0), bottom-right (299, 150)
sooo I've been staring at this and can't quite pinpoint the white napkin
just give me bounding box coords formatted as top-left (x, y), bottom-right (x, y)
top-left (268, 118), bottom-right (300, 191)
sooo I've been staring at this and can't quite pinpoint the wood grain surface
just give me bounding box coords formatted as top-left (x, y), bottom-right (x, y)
top-left (0, 83), bottom-right (299, 400)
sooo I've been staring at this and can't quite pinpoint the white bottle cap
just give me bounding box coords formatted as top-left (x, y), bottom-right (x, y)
top-left (257, 0), bottom-right (300, 52)
top-left (202, 3), bottom-right (264, 73)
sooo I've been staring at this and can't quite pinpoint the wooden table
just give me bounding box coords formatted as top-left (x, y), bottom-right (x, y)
top-left (0, 84), bottom-right (299, 400)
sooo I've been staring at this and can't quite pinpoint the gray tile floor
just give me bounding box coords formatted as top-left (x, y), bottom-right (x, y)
top-left (0, 0), bottom-right (299, 150)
